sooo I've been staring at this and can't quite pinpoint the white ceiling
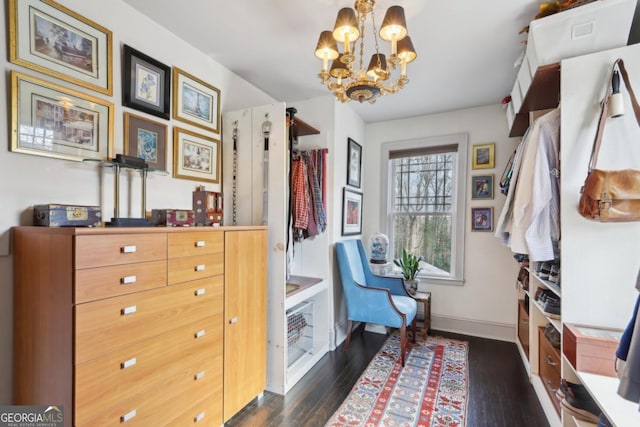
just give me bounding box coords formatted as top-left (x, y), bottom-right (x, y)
top-left (122, 0), bottom-right (555, 123)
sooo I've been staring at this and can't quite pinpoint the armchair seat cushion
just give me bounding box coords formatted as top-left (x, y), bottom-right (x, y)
top-left (391, 295), bottom-right (417, 327)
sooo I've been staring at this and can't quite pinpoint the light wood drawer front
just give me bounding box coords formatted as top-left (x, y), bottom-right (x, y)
top-left (76, 234), bottom-right (167, 269)
top-left (77, 348), bottom-right (220, 427)
top-left (166, 393), bottom-right (221, 427)
top-left (76, 316), bottom-right (221, 426)
top-left (168, 232), bottom-right (223, 258)
top-left (168, 253), bottom-right (223, 285)
top-left (75, 260), bottom-right (167, 303)
top-left (75, 276), bottom-right (222, 363)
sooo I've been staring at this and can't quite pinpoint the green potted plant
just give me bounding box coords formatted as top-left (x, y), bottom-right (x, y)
top-left (393, 249), bottom-right (423, 294)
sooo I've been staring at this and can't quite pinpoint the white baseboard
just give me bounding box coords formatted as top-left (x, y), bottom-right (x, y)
top-left (431, 314), bottom-right (515, 342)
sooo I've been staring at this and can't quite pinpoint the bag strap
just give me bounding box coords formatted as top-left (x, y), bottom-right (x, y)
top-left (589, 58), bottom-right (640, 172)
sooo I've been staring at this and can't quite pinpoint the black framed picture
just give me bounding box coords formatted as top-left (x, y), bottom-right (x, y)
top-left (347, 137), bottom-right (362, 188)
top-left (342, 187), bottom-right (363, 236)
top-left (122, 44), bottom-right (171, 119)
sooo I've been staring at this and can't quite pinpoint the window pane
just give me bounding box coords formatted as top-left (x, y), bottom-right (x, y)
top-left (393, 214), bottom-right (452, 275)
top-left (393, 154), bottom-right (454, 213)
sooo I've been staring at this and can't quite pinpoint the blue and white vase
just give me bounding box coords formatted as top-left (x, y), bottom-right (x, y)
top-left (369, 232), bottom-right (389, 265)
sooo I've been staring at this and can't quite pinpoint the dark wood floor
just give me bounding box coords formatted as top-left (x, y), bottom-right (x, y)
top-left (226, 326), bottom-right (549, 427)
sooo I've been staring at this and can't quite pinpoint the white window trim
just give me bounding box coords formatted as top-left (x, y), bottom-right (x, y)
top-left (380, 133), bottom-right (468, 286)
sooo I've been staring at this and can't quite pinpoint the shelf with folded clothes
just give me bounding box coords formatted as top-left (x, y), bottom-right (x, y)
top-left (528, 265), bottom-right (561, 298)
top-left (532, 288), bottom-right (562, 331)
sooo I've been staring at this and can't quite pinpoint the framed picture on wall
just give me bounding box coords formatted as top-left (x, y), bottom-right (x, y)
top-left (173, 127), bottom-right (220, 183)
top-left (122, 45), bottom-right (171, 119)
top-left (10, 71), bottom-right (113, 162)
top-left (173, 67), bottom-right (221, 133)
top-left (123, 113), bottom-right (168, 171)
top-left (342, 188), bottom-right (363, 236)
top-left (472, 143), bottom-right (495, 169)
top-left (8, 0), bottom-right (113, 95)
top-left (347, 137), bottom-right (362, 188)
top-left (471, 207), bottom-right (493, 232)
top-left (471, 174), bottom-right (494, 200)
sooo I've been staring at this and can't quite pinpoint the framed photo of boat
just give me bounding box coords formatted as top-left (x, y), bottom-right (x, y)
top-left (8, 0), bottom-right (113, 95)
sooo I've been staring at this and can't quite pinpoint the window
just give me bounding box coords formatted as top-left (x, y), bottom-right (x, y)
top-left (381, 134), bottom-right (468, 285)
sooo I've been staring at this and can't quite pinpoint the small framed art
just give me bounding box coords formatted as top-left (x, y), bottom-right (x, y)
top-left (173, 127), bottom-right (220, 183)
top-left (173, 67), bottom-right (221, 133)
top-left (347, 137), bottom-right (362, 188)
top-left (471, 207), bottom-right (493, 232)
top-left (472, 143), bottom-right (495, 169)
top-left (471, 174), bottom-right (494, 200)
top-left (123, 113), bottom-right (168, 170)
top-left (342, 188), bottom-right (363, 236)
top-left (11, 71), bottom-right (113, 162)
top-left (122, 45), bottom-right (171, 119)
top-left (8, 0), bottom-right (113, 95)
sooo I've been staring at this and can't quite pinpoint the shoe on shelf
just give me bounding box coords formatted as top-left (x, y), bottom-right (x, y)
top-left (561, 385), bottom-right (601, 424)
top-left (597, 412), bottom-right (613, 427)
top-left (539, 262), bottom-right (551, 280)
top-left (548, 265), bottom-right (560, 284)
top-left (544, 323), bottom-right (560, 348)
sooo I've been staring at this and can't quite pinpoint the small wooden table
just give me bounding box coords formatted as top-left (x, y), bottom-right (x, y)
top-left (411, 291), bottom-right (431, 340)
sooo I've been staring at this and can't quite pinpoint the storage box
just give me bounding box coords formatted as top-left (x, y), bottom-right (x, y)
top-left (33, 204), bottom-right (101, 227)
top-left (563, 323), bottom-right (622, 377)
top-left (151, 209), bottom-right (194, 227)
top-left (526, 0), bottom-right (636, 73)
top-left (192, 187), bottom-right (223, 226)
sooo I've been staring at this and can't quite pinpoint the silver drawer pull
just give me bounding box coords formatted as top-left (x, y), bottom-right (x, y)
top-left (195, 329), bottom-right (206, 338)
top-left (195, 288), bottom-right (206, 296)
top-left (121, 357), bottom-right (137, 369)
top-left (122, 305), bottom-right (137, 315)
top-left (229, 317), bottom-right (238, 324)
top-left (122, 245), bottom-right (137, 254)
top-left (121, 409), bottom-right (136, 423)
top-left (195, 264), bottom-right (206, 272)
top-left (121, 275), bottom-right (137, 285)
top-left (546, 355), bottom-right (557, 366)
top-left (194, 412), bottom-right (205, 422)
top-left (194, 370), bottom-right (205, 380)
top-left (195, 240), bottom-right (206, 247)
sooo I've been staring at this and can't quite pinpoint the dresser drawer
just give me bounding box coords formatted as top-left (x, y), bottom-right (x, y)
top-left (75, 260), bottom-right (167, 303)
top-left (76, 234), bottom-right (167, 269)
top-left (168, 253), bottom-right (224, 285)
top-left (75, 276), bottom-right (222, 363)
top-left (538, 327), bottom-right (561, 415)
top-left (77, 346), bottom-right (219, 427)
top-left (168, 231), bottom-right (223, 258)
top-left (75, 315), bottom-right (221, 426)
top-left (166, 393), bottom-right (221, 427)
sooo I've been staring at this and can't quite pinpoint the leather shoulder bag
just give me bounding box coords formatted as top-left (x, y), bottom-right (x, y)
top-left (579, 58), bottom-right (640, 222)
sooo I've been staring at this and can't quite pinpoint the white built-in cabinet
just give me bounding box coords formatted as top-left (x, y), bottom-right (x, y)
top-left (222, 104), bottom-right (331, 394)
top-left (508, 42), bottom-right (640, 427)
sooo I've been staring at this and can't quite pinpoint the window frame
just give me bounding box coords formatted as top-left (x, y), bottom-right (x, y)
top-left (380, 133), bottom-right (468, 286)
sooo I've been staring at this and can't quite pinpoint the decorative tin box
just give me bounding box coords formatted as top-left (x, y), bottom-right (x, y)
top-left (563, 323), bottom-right (622, 377)
top-left (151, 209), bottom-right (195, 227)
top-left (192, 186), bottom-right (223, 226)
top-left (33, 204), bottom-right (102, 227)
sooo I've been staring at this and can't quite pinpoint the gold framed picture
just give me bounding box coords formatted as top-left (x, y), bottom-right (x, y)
top-left (472, 143), bottom-right (495, 169)
top-left (8, 0), bottom-right (113, 95)
top-left (172, 67), bottom-right (221, 133)
top-left (173, 127), bottom-right (220, 183)
top-left (11, 71), bottom-right (114, 162)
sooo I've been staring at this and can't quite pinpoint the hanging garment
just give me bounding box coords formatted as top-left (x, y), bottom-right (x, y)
top-left (292, 157), bottom-right (309, 231)
top-left (618, 271), bottom-right (640, 407)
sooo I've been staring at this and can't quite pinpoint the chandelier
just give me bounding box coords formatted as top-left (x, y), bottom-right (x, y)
top-left (314, 0), bottom-right (417, 104)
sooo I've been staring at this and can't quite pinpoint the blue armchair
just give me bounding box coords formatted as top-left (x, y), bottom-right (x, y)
top-left (335, 239), bottom-right (417, 366)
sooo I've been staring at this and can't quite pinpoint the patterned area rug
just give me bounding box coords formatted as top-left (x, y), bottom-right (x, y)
top-left (325, 332), bottom-right (468, 427)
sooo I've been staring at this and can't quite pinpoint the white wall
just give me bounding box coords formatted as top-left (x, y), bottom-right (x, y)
top-left (560, 43), bottom-right (640, 328)
top-left (364, 104), bottom-right (521, 340)
top-left (0, 0), bottom-right (275, 404)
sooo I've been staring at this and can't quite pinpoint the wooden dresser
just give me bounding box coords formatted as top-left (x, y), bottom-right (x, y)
top-left (12, 226), bottom-right (267, 427)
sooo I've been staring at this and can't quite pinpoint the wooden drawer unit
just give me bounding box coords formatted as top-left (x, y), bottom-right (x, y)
top-left (168, 231), bottom-right (224, 258)
top-left (76, 233), bottom-right (167, 268)
top-left (75, 260), bottom-right (167, 302)
top-left (75, 277), bottom-right (220, 363)
top-left (517, 300), bottom-right (529, 357)
top-left (168, 253), bottom-right (224, 285)
top-left (75, 315), bottom-right (221, 424)
top-left (167, 393), bottom-right (221, 427)
top-left (538, 326), bottom-right (561, 415)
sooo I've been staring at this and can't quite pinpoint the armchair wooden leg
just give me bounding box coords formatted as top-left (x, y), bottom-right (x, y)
top-left (399, 324), bottom-right (406, 367)
top-left (411, 318), bottom-right (417, 344)
top-left (344, 320), bottom-right (353, 352)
